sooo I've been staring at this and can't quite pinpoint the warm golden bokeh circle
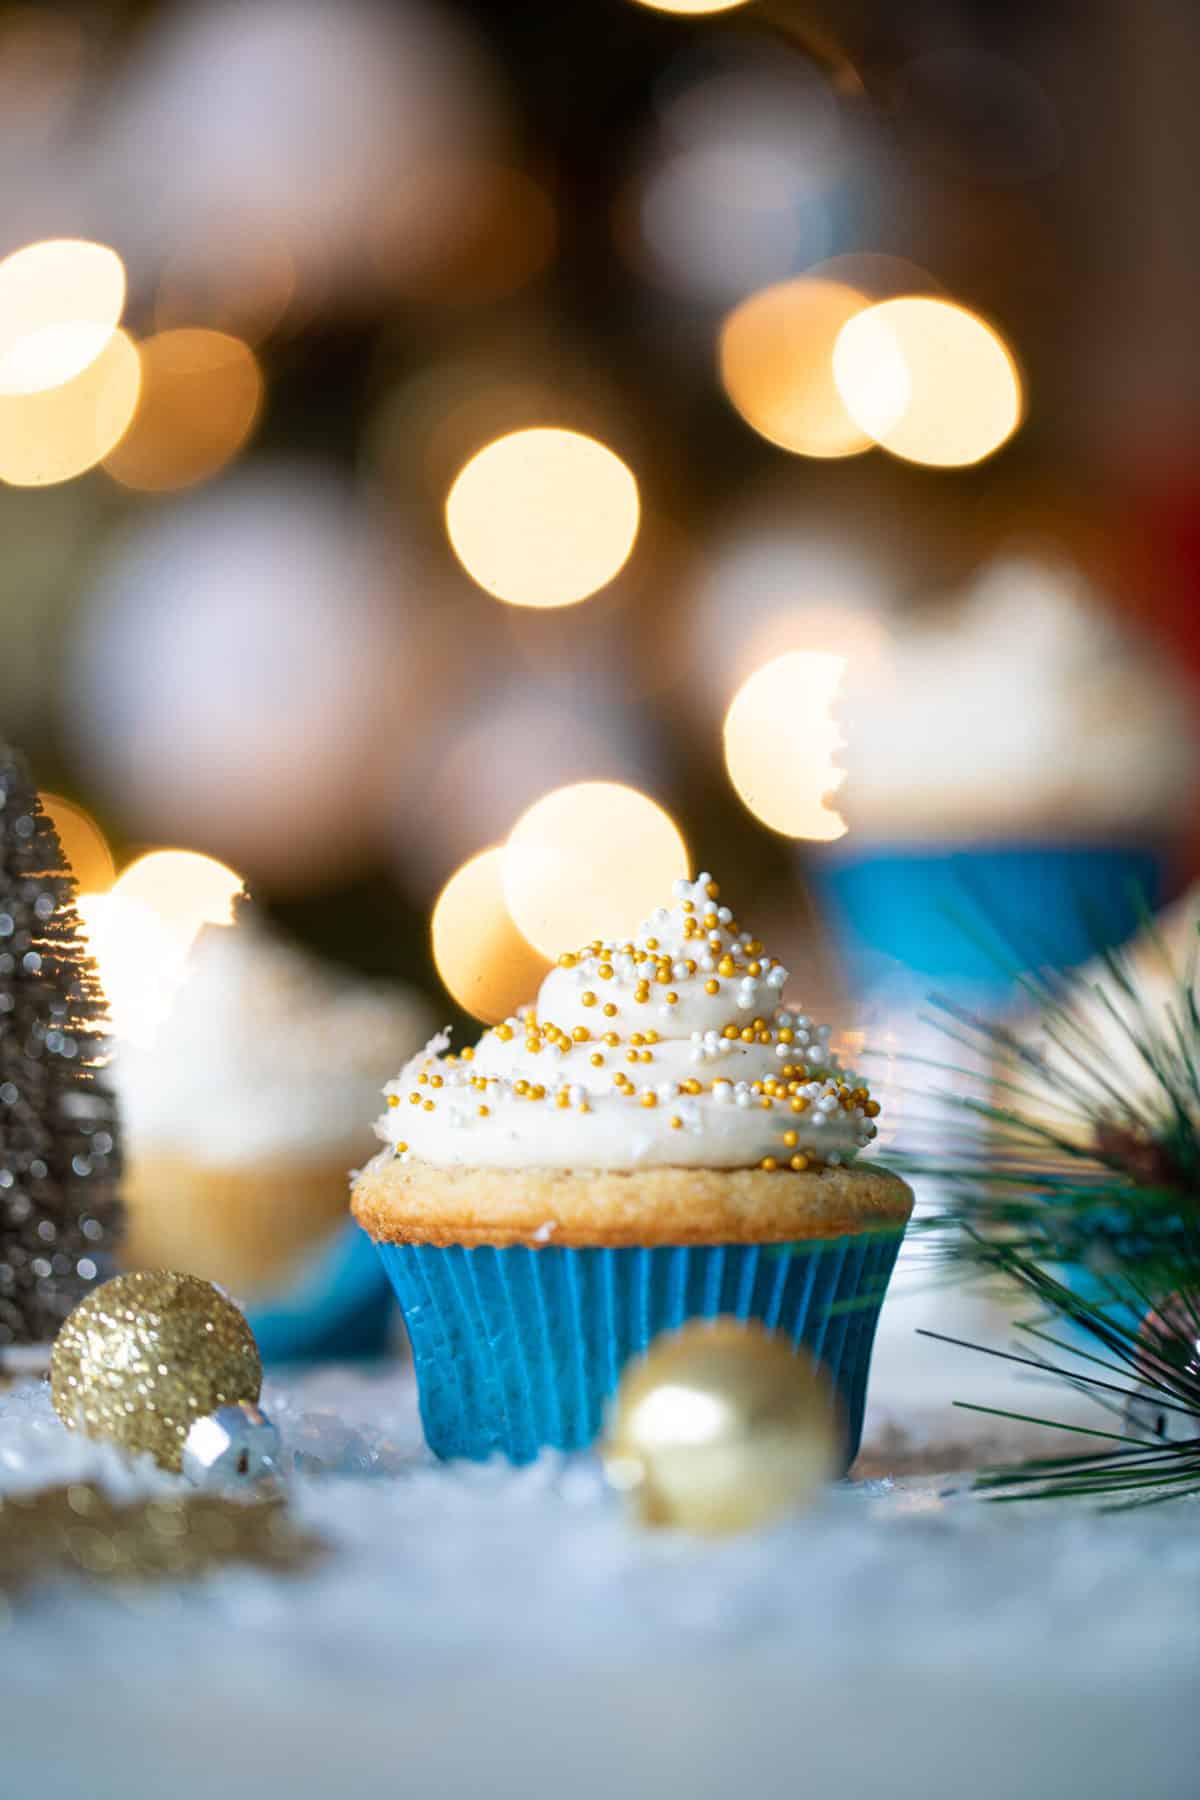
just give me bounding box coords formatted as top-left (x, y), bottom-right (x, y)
top-left (0, 238), bottom-right (125, 395)
top-left (503, 782), bottom-right (688, 958)
top-left (0, 327), bottom-right (140, 486)
top-left (39, 793), bottom-right (116, 894)
top-left (719, 278), bottom-right (873, 459)
top-left (723, 652), bottom-right (848, 840)
top-left (833, 297), bottom-right (1022, 467)
top-left (432, 846), bottom-right (551, 1023)
top-left (110, 850), bottom-right (244, 955)
top-left (102, 329), bottom-right (264, 492)
top-left (445, 427), bottom-right (640, 608)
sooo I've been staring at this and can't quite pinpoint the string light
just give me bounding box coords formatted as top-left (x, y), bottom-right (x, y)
top-left (102, 329), bottom-right (263, 492)
top-left (719, 278), bottom-right (873, 459)
top-left (723, 652), bottom-right (848, 840)
top-left (0, 239), bottom-right (125, 395)
top-left (431, 847), bottom-right (551, 1023)
top-left (833, 297), bottom-right (1021, 468)
top-left (628, 1), bottom-right (751, 14)
top-left (39, 794), bottom-right (116, 894)
top-left (445, 427), bottom-right (640, 608)
top-left (110, 851), bottom-right (243, 956)
top-left (503, 783), bottom-right (688, 958)
top-left (0, 329), bottom-right (140, 486)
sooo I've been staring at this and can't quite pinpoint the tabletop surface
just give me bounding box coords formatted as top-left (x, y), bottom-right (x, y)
top-left (1, 1312), bottom-right (1197, 1800)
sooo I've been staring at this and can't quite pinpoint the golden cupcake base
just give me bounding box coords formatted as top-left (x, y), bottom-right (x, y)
top-left (351, 1156), bottom-right (913, 1249)
top-left (122, 1151), bottom-right (357, 1297)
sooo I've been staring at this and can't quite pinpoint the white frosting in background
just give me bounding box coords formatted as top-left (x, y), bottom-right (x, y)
top-left (115, 919), bottom-right (436, 1166)
top-left (376, 874), bottom-right (879, 1172)
top-left (837, 553), bottom-right (1200, 838)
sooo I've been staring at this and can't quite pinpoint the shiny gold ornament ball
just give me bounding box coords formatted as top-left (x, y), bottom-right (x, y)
top-left (603, 1318), bottom-right (841, 1535)
top-left (50, 1271), bottom-right (262, 1473)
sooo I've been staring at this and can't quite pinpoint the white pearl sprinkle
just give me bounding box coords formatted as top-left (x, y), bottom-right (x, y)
top-left (717, 906), bottom-right (732, 924)
top-left (672, 962), bottom-right (688, 980)
top-left (735, 1091), bottom-right (753, 1109)
top-left (775, 1043), bottom-right (790, 1058)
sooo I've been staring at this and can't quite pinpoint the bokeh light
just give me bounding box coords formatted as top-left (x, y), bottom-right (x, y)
top-left (629, 1), bottom-right (751, 14)
top-left (76, 892), bottom-right (188, 1048)
top-left (0, 239), bottom-right (125, 395)
top-left (833, 297), bottom-right (1022, 468)
top-left (503, 782), bottom-right (688, 958)
top-left (111, 850), bottom-right (243, 956)
top-left (67, 464), bottom-right (413, 888)
top-left (445, 428), bottom-right (640, 608)
top-left (723, 652), bottom-right (848, 840)
top-left (102, 329), bottom-right (263, 492)
top-left (39, 793), bottom-right (116, 894)
top-left (719, 278), bottom-right (873, 458)
top-left (0, 328), bottom-right (140, 486)
top-left (432, 846), bottom-right (551, 1023)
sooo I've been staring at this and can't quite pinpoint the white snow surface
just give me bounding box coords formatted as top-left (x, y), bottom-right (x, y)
top-left (0, 1335), bottom-right (1196, 1800)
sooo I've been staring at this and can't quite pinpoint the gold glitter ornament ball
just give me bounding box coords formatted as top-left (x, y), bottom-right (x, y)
top-left (603, 1318), bottom-right (840, 1535)
top-left (50, 1271), bottom-right (262, 1472)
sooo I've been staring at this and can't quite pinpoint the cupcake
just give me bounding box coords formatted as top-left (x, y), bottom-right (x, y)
top-left (114, 913), bottom-right (435, 1360)
top-left (817, 550), bottom-right (1200, 999)
top-left (352, 872), bottom-right (912, 1466)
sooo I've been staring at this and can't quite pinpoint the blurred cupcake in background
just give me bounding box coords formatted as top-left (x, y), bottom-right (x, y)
top-left (113, 908), bottom-right (435, 1360)
top-left (814, 549), bottom-right (1200, 1006)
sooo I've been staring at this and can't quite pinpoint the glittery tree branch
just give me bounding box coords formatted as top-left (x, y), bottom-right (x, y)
top-left (0, 743), bottom-right (122, 1345)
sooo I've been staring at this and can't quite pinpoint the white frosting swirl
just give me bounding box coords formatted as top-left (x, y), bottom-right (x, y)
top-left (376, 873), bottom-right (879, 1171)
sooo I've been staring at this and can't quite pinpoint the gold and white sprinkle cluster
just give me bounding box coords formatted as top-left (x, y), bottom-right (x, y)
top-left (378, 874), bottom-right (879, 1175)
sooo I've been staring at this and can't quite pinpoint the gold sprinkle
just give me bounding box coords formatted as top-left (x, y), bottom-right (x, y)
top-left (791, 1097), bottom-right (809, 1113)
top-left (705, 880), bottom-right (720, 898)
top-left (704, 979), bottom-right (720, 995)
top-left (760, 1156), bottom-right (778, 1173)
top-left (603, 1003), bottom-right (618, 1018)
top-left (422, 1099), bottom-right (435, 1112)
top-left (572, 1026), bottom-right (590, 1043)
top-left (387, 1095), bottom-right (399, 1108)
top-left (640, 1092), bottom-right (658, 1108)
top-left (558, 953), bottom-right (578, 968)
top-left (514, 1080), bottom-right (529, 1096)
top-left (396, 1141), bottom-right (408, 1153)
top-left (590, 1053), bottom-right (605, 1067)
top-left (408, 1093), bottom-right (421, 1105)
top-left (790, 1154), bottom-right (809, 1172)
top-left (478, 1105), bottom-right (489, 1118)
top-left (645, 936), bottom-right (659, 950)
top-left (669, 1115), bottom-right (683, 1130)
top-left (461, 1046), bottom-right (474, 1061)
top-left (604, 1032), bottom-right (620, 1046)
top-left (598, 964), bottom-right (614, 980)
top-left (430, 1075), bottom-right (444, 1089)
top-left (417, 1073), bottom-right (428, 1086)
top-left (581, 992), bottom-right (597, 1008)
top-left (783, 1130), bottom-right (798, 1148)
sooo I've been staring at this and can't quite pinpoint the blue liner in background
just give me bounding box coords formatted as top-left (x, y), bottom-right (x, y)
top-left (812, 842), bottom-right (1167, 997)
top-left (376, 1230), bottom-right (906, 1469)
top-left (247, 1221), bottom-right (394, 1364)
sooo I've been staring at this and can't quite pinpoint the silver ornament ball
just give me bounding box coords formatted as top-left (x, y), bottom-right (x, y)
top-left (181, 1402), bottom-right (281, 1486)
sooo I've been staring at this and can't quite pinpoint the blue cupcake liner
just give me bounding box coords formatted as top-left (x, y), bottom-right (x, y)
top-left (375, 1229), bottom-right (906, 1468)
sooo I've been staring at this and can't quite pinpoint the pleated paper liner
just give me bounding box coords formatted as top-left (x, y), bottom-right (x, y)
top-left (376, 1228), bottom-right (906, 1467)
